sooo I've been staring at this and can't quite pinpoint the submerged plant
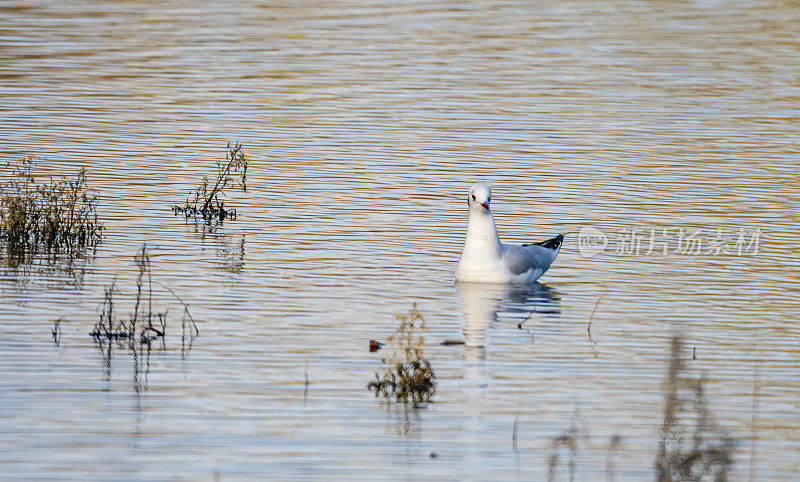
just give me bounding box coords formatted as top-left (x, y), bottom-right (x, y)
top-left (0, 156), bottom-right (103, 253)
top-left (173, 141), bottom-right (249, 222)
top-left (368, 304), bottom-right (436, 408)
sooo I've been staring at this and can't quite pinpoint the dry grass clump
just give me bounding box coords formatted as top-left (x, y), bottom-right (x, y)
top-left (368, 304), bottom-right (436, 407)
top-left (0, 156), bottom-right (103, 252)
top-left (173, 142), bottom-right (248, 222)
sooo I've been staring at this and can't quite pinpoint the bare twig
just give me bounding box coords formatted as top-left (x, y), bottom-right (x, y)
top-left (587, 292), bottom-right (606, 339)
top-left (160, 282), bottom-right (199, 336)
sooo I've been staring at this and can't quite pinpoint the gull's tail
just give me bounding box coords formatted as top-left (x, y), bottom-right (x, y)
top-left (524, 234), bottom-right (564, 252)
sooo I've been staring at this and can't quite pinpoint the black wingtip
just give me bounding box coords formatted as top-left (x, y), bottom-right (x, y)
top-left (523, 234), bottom-right (564, 251)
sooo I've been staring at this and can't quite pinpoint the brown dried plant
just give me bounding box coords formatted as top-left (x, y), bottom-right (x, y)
top-left (0, 156), bottom-right (102, 253)
top-left (174, 142), bottom-right (248, 221)
top-left (368, 303), bottom-right (436, 408)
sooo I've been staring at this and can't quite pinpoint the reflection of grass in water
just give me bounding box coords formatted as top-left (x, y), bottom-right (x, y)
top-left (214, 234), bottom-right (245, 273)
top-left (0, 156), bottom-right (103, 253)
top-left (368, 303), bottom-right (436, 423)
top-left (0, 248), bottom-right (93, 291)
top-left (173, 142), bottom-right (248, 222)
top-left (656, 336), bottom-right (736, 481)
top-left (190, 223), bottom-right (246, 273)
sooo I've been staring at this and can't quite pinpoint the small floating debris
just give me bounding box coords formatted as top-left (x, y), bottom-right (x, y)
top-left (439, 340), bottom-right (465, 346)
top-left (369, 340), bottom-right (384, 352)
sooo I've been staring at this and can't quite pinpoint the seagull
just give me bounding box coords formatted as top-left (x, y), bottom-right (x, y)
top-left (455, 183), bottom-right (563, 284)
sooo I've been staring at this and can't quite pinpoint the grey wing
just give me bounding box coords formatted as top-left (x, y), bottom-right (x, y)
top-left (501, 244), bottom-right (552, 276)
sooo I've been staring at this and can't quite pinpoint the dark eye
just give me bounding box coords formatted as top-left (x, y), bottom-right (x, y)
top-left (471, 194), bottom-right (476, 200)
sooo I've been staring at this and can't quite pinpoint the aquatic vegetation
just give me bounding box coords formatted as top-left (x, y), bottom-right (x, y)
top-left (655, 337), bottom-right (736, 481)
top-left (85, 246), bottom-right (197, 394)
top-left (86, 245), bottom-right (199, 394)
top-left (368, 304), bottom-right (436, 408)
top-left (173, 141), bottom-right (249, 222)
top-left (0, 156), bottom-right (103, 253)
top-left (90, 244), bottom-right (198, 346)
top-left (0, 157), bottom-right (100, 290)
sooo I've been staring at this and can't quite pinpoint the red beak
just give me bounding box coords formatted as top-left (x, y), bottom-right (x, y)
top-left (480, 202), bottom-right (489, 210)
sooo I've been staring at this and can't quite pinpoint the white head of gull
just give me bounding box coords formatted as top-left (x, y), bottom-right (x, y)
top-left (455, 183), bottom-right (563, 284)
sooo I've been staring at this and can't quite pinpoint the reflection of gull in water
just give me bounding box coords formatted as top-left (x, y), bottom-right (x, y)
top-left (457, 281), bottom-right (561, 357)
top-left (458, 281), bottom-right (562, 472)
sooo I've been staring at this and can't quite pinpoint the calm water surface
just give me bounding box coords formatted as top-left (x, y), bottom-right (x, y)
top-left (1, 1), bottom-right (799, 479)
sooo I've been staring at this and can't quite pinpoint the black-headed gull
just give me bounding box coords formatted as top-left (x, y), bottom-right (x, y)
top-left (455, 183), bottom-right (563, 283)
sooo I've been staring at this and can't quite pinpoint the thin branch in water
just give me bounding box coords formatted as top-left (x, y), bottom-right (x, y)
top-left (587, 291), bottom-right (606, 340)
top-left (517, 304), bottom-right (537, 329)
top-left (304, 357), bottom-right (310, 405)
top-left (52, 318), bottom-right (63, 346)
top-left (160, 282), bottom-right (199, 336)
